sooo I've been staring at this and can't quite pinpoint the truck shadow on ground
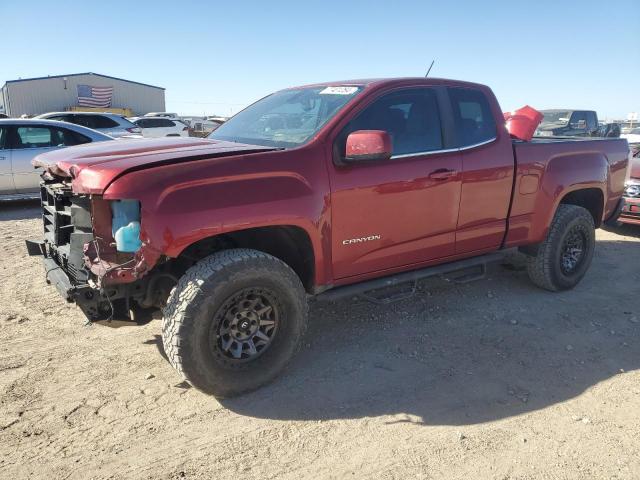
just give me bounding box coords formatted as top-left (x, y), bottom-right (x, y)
top-left (603, 223), bottom-right (640, 239)
top-left (218, 239), bottom-right (640, 426)
top-left (6, 199), bottom-right (638, 426)
top-left (0, 200), bottom-right (41, 221)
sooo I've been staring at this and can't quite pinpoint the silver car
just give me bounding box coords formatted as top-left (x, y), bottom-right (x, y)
top-left (35, 112), bottom-right (142, 138)
top-left (0, 119), bottom-right (113, 199)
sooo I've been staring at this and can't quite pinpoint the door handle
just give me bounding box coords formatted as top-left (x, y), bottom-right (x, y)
top-left (428, 168), bottom-right (457, 180)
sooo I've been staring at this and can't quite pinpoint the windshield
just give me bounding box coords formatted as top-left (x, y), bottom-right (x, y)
top-left (542, 111), bottom-right (571, 124)
top-left (209, 86), bottom-right (363, 148)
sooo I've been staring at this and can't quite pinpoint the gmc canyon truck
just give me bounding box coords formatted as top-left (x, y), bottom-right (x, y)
top-left (27, 78), bottom-right (629, 397)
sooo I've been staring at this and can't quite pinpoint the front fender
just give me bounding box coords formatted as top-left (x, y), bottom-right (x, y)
top-left (102, 147), bottom-right (333, 286)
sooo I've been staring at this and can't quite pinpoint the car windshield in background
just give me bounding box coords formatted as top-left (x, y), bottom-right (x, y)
top-left (541, 111), bottom-right (571, 124)
top-left (209, 86), bottom-right (363, 148)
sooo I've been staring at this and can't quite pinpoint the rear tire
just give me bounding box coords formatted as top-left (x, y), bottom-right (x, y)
top-left (162, 249), bottom-right (308, 397)
top-left (526, 204), bottom-right (595, 291)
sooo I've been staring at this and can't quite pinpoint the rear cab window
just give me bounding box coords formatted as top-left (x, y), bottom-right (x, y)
top-left (447, 87), bottom-right (497, 147)
top-left (569, 111), bottom-right (587, 129)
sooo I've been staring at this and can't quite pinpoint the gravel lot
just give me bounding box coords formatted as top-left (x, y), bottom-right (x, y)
top-left (1, 200), bottom-right (639, 480)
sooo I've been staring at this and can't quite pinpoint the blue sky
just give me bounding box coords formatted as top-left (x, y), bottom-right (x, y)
top-left (2, 0), bottom-right (638, 119)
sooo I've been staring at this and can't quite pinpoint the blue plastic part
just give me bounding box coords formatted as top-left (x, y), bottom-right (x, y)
top-left (111, 200), bottom-right (142, 253)
top-left (114, 221), bottom-right (142, 253)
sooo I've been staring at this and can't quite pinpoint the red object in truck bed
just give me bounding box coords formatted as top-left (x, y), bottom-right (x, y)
top-left (504, 105), bottom-right (543, 141)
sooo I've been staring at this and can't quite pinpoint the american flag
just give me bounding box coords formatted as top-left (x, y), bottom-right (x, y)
top-left (77, 84), bottom-right (113, 108)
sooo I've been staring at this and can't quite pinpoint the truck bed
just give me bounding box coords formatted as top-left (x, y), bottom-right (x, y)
top-left (519, 136), bottom-right (628, 144)
top-left (504, 136), bottom-right (629, 248)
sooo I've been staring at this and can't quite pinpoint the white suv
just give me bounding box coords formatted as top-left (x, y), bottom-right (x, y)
top-left (36, 112), bottom-right (142, 138)
top-left (131, 117), bottom-right (189, 137)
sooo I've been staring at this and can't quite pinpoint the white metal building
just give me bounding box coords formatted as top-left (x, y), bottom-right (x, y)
top-left (0, 72), bottom-right (165, 117)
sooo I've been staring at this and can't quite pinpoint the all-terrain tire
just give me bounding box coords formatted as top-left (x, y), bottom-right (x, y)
top-left (526, 204), bottom-right (595, 291)
top-left (162, 249), bottom-right (308, 397)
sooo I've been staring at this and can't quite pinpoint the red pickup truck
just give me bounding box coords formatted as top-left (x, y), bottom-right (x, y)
top-left (28, 78), bottom-right (629, 397)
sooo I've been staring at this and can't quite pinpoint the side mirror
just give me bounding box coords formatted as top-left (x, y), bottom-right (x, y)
top-left (344, 130), bottom-right (392, 163)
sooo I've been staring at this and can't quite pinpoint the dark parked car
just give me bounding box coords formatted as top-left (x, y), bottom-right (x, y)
top-left (536, 109), bottom-right (619, 138)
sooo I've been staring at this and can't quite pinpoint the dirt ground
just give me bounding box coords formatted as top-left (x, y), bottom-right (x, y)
top-left (1, 200), bottom-right (639, 480)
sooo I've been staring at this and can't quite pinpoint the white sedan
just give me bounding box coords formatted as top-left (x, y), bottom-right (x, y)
top-left (0, 119), bottom-right (113, 199)
top-left (130, 117), bottom-right (189, 138)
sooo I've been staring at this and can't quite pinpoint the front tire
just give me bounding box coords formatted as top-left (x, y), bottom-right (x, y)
top-left (162, 249), bottom-right (308, 397)
top-left (526, 204), bottom-right (596, 291)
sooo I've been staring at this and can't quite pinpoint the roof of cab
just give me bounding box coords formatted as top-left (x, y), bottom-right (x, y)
top-left (290, 77), bottom-right (490, 90)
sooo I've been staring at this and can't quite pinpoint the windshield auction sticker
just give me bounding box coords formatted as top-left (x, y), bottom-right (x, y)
top-left (319, 86), bottom-right (359, 95)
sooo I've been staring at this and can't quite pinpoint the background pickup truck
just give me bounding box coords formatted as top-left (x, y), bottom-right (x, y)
top-left (28, 78), bottom-right (629, 397)
top-left (536, 109), bottom-right (620, 138)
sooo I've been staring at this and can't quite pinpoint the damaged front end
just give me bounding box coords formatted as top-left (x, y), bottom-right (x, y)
top-left (26, 174), bottom-right (175, 320)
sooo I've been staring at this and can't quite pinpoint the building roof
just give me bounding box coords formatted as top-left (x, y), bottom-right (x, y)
top-left (3, 72), bottom-right (164, 90)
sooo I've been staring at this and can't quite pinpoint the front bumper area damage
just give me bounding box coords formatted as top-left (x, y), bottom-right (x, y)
top-left (26, 179), bottom-right (173, 320)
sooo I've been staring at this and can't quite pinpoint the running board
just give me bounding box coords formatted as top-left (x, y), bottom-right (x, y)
top-left (316, 249), bottom-right (514, 303)
top-left (446, 264), bottom-right (486, 284)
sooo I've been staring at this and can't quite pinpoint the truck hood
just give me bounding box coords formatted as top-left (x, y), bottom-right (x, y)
top-left (33, 137), bottom-right (277, 194)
